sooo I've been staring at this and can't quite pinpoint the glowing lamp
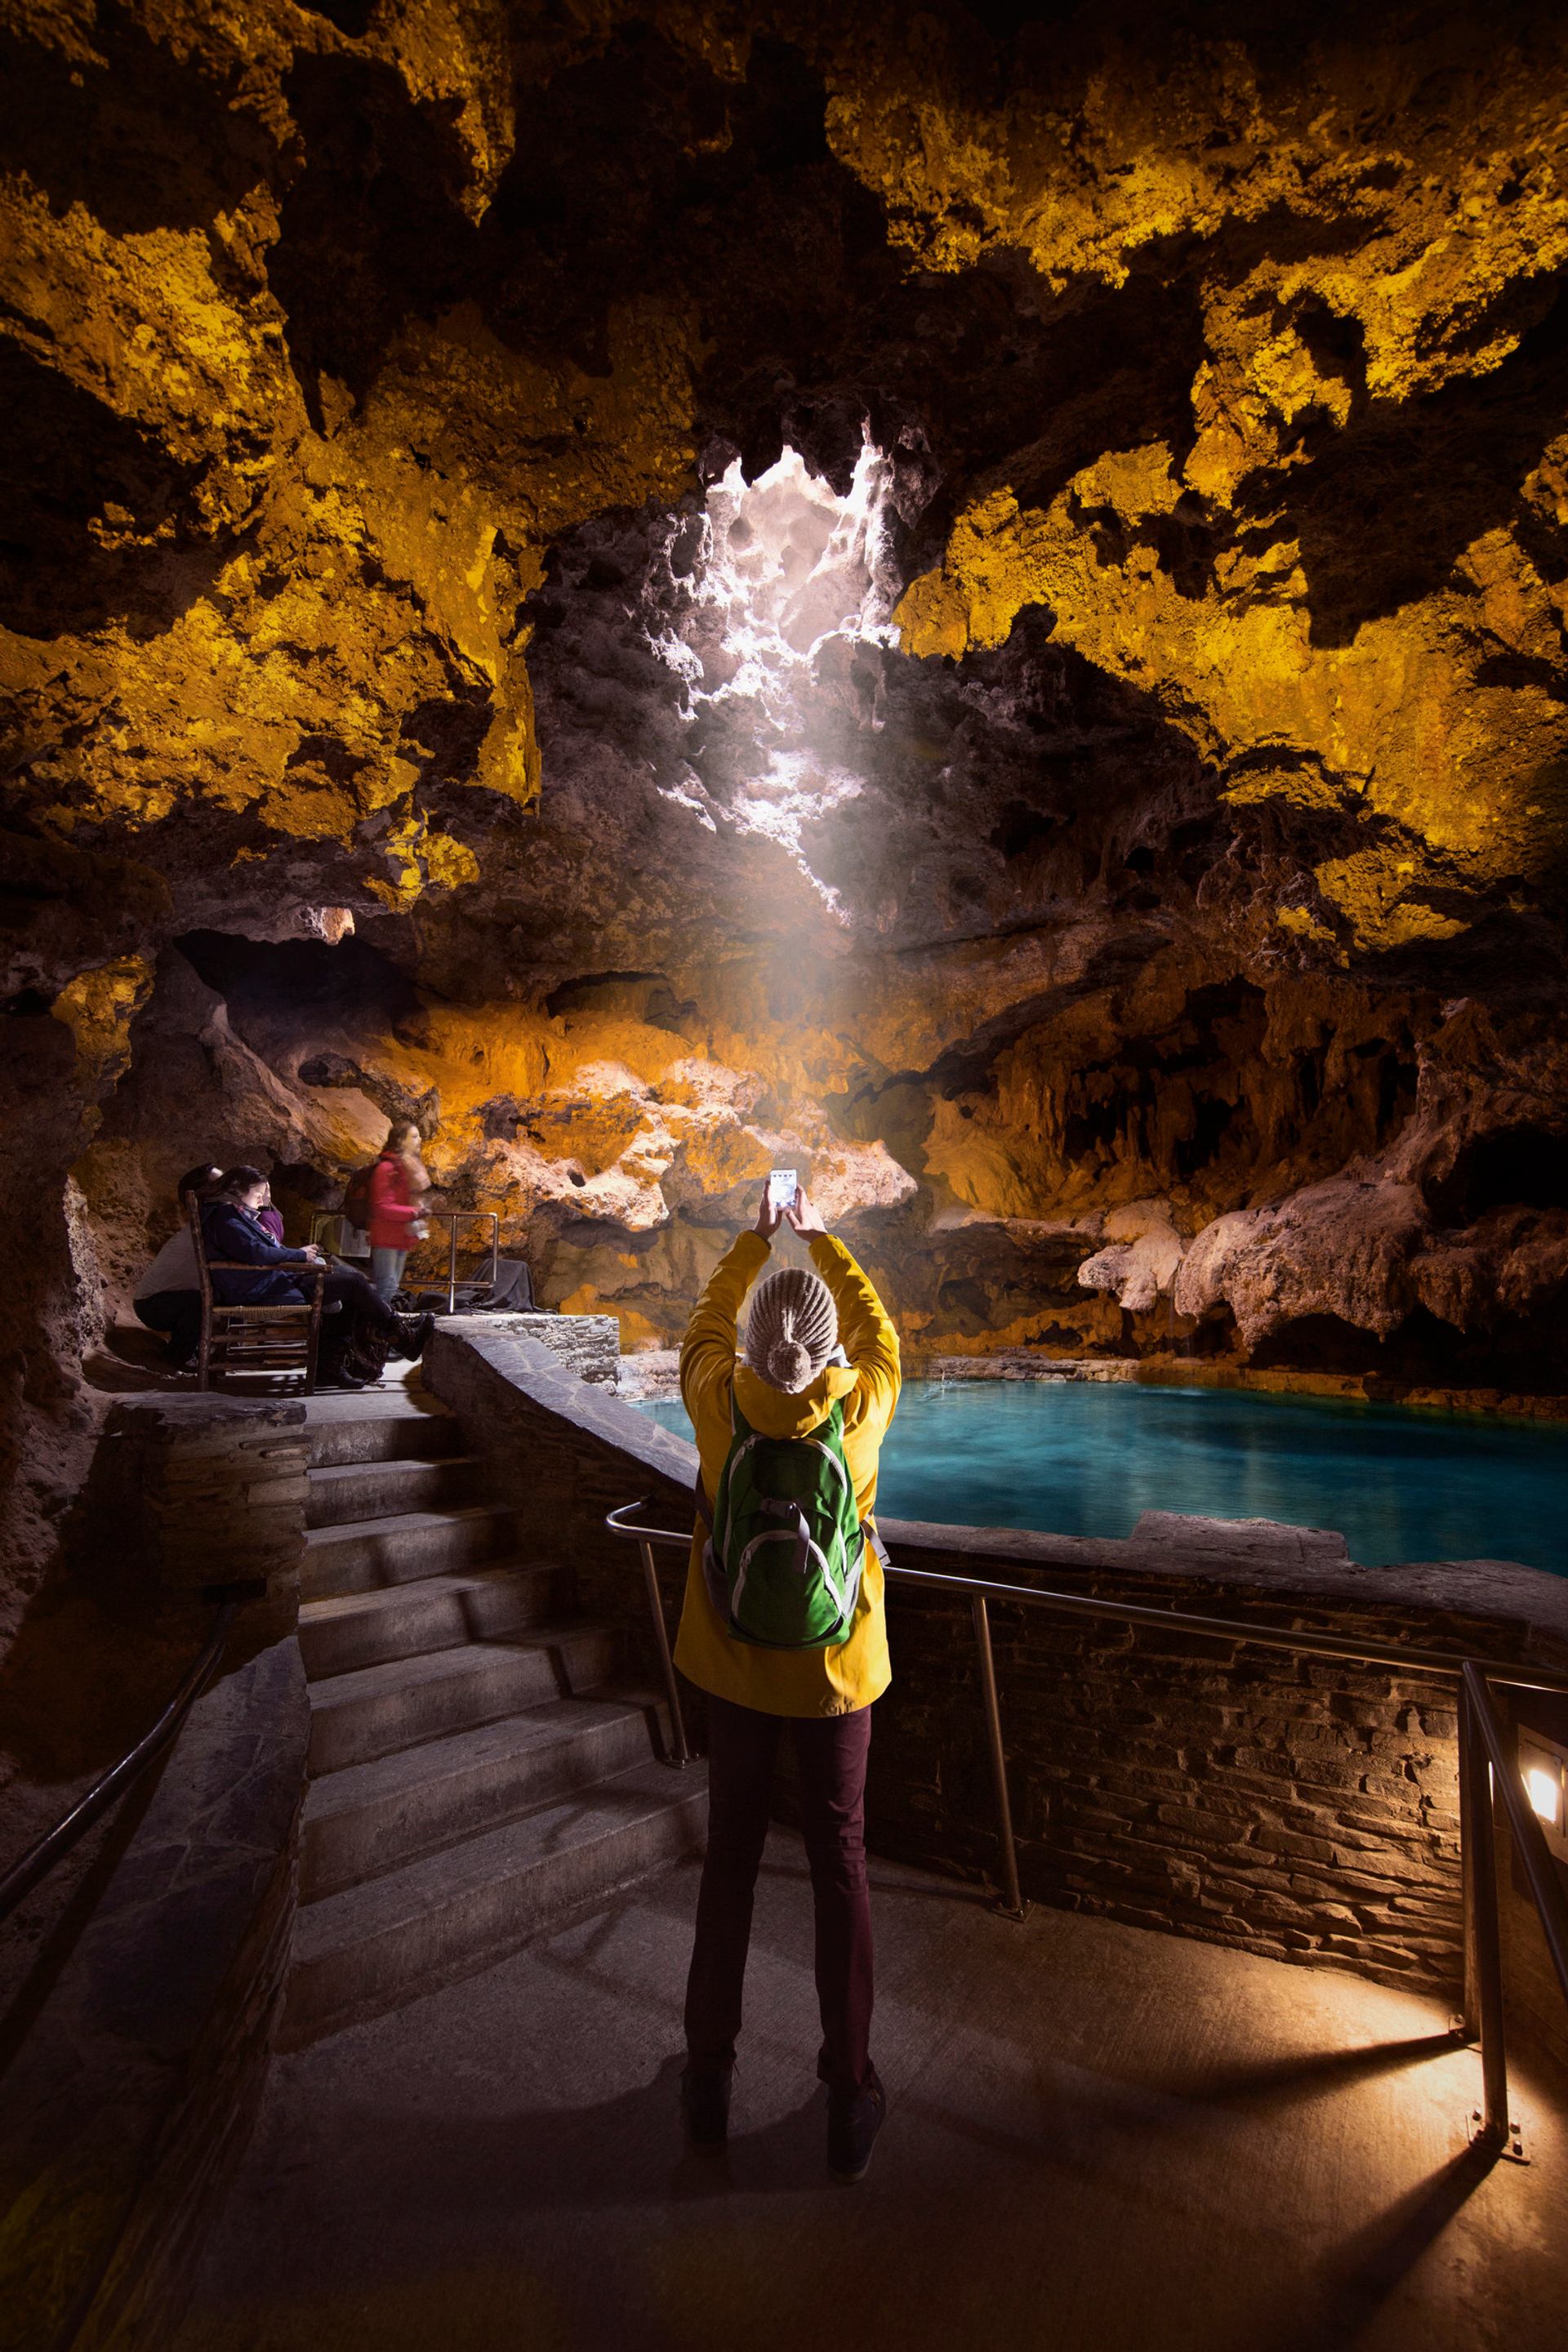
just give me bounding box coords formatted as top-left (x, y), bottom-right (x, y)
top-left (1524, 1764), bottom-right (1561, 1828)
top-left (1518, 1735), bottom-right (1568, 1861)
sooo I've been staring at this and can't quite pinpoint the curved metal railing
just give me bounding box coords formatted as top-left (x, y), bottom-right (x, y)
top-left (0, 1597), bottom-right (238, 1927)
top-left (309, 1209), bottom-right (502, 1315)
top-left (608, 1497), bottom-right (1568, 2164)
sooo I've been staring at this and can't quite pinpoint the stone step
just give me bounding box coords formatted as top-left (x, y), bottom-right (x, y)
top-left (306, 1402), bottom-right (461, 1469)
top-left (301, 1505), bottom-right (515, 1602)
top-left (297, 1563), bottom-right (567, 1681)
top-left (300, 1690), bottom-right (666, 1899)
top-left (305, 1624), bottom-right (619, 1774)
top-left (305, 1454), bottom-right (485, 1530)
top-left (283, 1755), bottom-right (708, 2044)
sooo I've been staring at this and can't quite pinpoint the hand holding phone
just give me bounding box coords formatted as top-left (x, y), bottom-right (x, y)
top-left (786, 1187), bottom-right (826, 1236)
top-left (755, 1169), bottom-right (797, 1239)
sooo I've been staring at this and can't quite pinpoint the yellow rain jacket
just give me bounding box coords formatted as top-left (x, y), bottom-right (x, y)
top-left (673, 1230), bottom-right (901, 1718)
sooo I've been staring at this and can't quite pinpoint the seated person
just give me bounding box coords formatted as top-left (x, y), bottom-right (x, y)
top-left (202, 1167), bottom-right (324, 1306)
top-left (133, 1163), bottom-right (222, 1365)
top-left (203, 1166), bottom-right (434, 1385)
top-left (255, 1178), bottom-right (287, 1245)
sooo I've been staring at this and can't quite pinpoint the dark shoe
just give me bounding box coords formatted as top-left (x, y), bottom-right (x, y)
top-left (827, 2066), bottom-right (885, 2185)
top-left (318, 1371), bottom-right (369, 1392)
top-left (679, 2064), bottom-right (732, 2154)
top-left (392, 1311), bottom-right (435, 1361)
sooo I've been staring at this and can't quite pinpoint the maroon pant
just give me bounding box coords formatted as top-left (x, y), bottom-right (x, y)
top-left (684, 1693), bottom-right (875, 2095)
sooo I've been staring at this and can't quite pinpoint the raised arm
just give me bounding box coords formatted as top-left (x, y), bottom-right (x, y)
top-left (679, 1229), bottom-right (771, 1428)
top-left (807, 1233), bottom-right (901, 1435)
top-left (782, 1186), bottom-right (900, 1437)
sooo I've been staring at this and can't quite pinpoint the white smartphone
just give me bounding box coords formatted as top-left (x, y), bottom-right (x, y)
top-left (768, 1168), bottom-right (798, 1209)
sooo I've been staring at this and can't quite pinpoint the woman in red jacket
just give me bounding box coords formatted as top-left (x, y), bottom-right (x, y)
top-left (368, 1122), bottom-right (430, 1303)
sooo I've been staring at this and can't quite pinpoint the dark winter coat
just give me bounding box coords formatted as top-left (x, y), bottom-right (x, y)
top-left (201, 1200), bottom-right (315, 1305)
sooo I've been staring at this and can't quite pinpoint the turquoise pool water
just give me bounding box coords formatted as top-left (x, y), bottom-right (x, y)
top-left (631, 1381), bottom-right (1568, 1575)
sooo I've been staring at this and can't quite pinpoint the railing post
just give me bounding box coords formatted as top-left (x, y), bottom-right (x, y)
top-left (1458, 1677), bottom-right (1481, 2043)
top-left (639, 1538), bottom-right (693, 1767)
top-left (1459, 1677), bottom-right (1515, 2154)
top-left (971, 1592), bottom-right (1028, 1922)
top-left (446, 1215), bottom-right (459, 1316)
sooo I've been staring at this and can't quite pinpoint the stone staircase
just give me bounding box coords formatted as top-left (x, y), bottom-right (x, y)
top-left (283, 1386), bottom-right (706, 2045)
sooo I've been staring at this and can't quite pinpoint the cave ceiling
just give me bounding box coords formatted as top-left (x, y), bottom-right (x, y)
top-left (7, 0), bottom-right (1568, 1401)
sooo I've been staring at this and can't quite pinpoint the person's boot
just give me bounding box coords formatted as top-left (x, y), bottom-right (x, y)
top-left (826, 2065), bottom-right (885, 2185)
top-left (679, 2062), bottom-right (732, 2154)
top-left (393, 1311), bottom-right (435, 1361)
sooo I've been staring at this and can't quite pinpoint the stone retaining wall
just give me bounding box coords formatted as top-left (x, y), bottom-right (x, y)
top-left (423, 1321), bottom-right (701, 1710)
top-left (103, 1394), bottom-right (310, 1598)
top-left (423, 1324), bottom-right (1568, 2068)
top-left (461, 1311), bottom-right (621, 1387)
top-left (0, 1396), bottom-right (312, 2350)
top-left (1, 1637), bottom-right (310, 2352)
top-left (876, 1532), bottom-right (1480, 1989)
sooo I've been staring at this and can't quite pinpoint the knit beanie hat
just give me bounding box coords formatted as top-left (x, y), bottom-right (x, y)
top-left (744, 1266), bottom-right (839, 1393)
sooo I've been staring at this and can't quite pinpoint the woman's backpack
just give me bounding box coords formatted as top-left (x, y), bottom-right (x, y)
top-left (341, 1161), bottom-right (378, 1232)
top-left (697, 1396), bottom-right (865, 1649)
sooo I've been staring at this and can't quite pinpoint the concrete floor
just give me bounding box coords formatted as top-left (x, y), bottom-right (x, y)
top-left (173, 1836), bottom-right (1567, 2352)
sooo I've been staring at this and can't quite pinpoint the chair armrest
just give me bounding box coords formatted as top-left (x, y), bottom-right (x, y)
top-left (207, 1260), bottom-right (326, 1285)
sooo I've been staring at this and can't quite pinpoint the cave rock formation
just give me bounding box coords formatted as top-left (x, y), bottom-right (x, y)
top-left (7, 0), bottom-right (1568, 1619)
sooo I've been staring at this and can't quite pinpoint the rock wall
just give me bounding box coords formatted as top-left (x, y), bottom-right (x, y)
top-left (7, 1), bottom-right (1568, 1639)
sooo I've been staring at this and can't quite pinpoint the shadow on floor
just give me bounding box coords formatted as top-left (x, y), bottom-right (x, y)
top-left (1168, 2030), bottom-right (1463, 2110)
top-left (174, 1837), bottom-right (1567, 2352)
top-left (1264, 2140), bottom-right (1500, 2352)
top-left (180, 2058), bottom-right (1511, 2352)
top-left (230, 2056), bottom-right (834, 2238)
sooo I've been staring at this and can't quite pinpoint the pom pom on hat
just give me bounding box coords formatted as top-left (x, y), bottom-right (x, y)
top-left (744, 1267), bottom-right (838, 1393)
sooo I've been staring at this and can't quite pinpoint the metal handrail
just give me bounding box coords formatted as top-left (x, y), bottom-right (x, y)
top-left (310, 1209), bottom-right (502, 1315)
top-left (605, 1503), bottom-right (695, 1767)
top-left (1459, 1662), bottom-right (1568, 2158)
top-left (0, 1598), bottom-right (238, 1927)
top-left (607, 1499), bottom-right (1568, 2160)
top-left (425, 1210), bottom-right (501, 1316)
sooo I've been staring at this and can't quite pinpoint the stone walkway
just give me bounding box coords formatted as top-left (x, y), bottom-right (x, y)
top-left (172, 1835), bottom-right (1567, 2352)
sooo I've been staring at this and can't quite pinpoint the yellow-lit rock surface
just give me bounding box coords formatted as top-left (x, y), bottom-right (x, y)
top-left (7, 0), bottom-right (1568, 1633)
top-left (0, 2), bottom-right (701, 923)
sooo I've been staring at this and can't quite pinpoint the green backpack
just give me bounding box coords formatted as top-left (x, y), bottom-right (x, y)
top-left (699, 1396), bottom-right (866, 1649)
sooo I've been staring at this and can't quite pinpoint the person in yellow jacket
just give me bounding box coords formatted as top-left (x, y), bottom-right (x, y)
top-left (675, 1179), bottom-right (900, 2184)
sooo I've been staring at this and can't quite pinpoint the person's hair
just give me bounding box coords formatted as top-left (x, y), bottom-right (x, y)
top-left (176, 1164), bottom-right (222, 1201)
top-left (219, 1164), bottom-right (268, 1200)
top-left (743, 1267), bottom-right (839, 1393)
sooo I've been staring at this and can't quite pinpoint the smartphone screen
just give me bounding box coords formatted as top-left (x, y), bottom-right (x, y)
top-left (768, 1168), bottom-right (798, 1209)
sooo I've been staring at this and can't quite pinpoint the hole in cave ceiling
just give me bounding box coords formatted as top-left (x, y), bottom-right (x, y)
top-left (649, 431), bottom-right (900, 915)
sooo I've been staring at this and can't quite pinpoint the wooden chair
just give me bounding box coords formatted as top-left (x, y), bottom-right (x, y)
top-left (190, 1197), bottom-right (325, 1394)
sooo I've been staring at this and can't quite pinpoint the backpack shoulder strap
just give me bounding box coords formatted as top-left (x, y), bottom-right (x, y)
top-left (693, 1386), bottom-right (746, 1534)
